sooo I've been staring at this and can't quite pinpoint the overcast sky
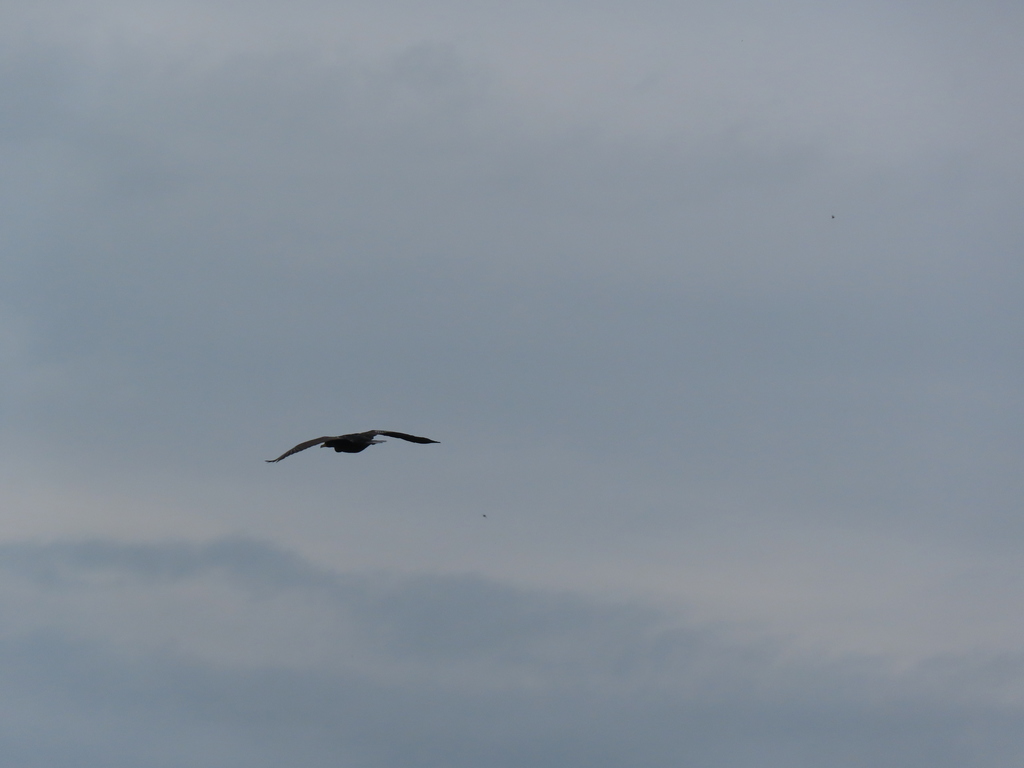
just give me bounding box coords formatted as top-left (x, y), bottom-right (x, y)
top-left (1, 0), bottom-right (1022, 765)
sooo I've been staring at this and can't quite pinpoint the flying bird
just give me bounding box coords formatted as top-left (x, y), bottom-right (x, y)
top-left (265, 430), bottom-right (439, 463)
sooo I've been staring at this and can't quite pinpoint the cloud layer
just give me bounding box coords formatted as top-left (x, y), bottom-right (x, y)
top-left (1, 537), bottom-right (1023, 768)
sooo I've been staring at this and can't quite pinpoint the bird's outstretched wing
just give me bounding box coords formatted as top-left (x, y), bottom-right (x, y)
top-left (371, 430), bottom-right (440, 444)
top-left (265, 436), bottom-right (335, 463)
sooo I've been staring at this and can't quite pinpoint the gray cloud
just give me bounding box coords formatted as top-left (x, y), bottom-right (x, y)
top-left (0, 537), bottom-right (1023, 768)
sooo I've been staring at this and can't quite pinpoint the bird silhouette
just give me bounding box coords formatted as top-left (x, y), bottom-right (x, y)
top-left (266, 430), bottom-right (439, 463)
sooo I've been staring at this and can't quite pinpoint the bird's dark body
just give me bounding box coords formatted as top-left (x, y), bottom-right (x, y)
top-left (325, 438), bottom-right (371, 453)
top-left (266, 430), bottom-right (438, 462)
